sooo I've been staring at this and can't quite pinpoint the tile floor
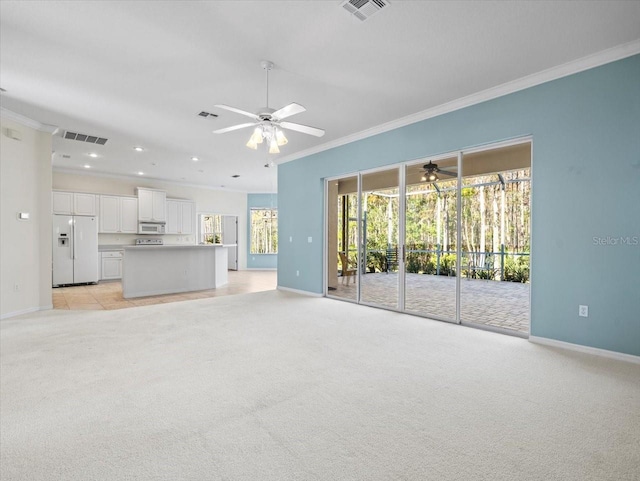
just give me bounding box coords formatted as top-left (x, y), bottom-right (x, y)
top-left (52, 270), bottom-right (277, 311)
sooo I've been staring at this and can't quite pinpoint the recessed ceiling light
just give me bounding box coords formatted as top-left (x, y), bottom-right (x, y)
top-left (191, 157), bottom-right (199, 162)
top-left (134, 146), bottom-right (144, 152)
top-left (88, 153), bottom-right (98, 158)
top-left (84, 165), bottom-right (91, 169)
top-left (137, 171), bottom-right (144, 175)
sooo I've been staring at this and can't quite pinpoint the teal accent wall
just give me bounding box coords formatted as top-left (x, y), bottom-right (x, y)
top-left (247, 193), bottom-right (278, 269)
top-left (278, 55), bottom-right (640, 356)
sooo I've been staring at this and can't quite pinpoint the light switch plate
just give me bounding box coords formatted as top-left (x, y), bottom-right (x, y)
top-left (579, 305), bottom-right (588, 317)
top-left (308, 236), bottom-right (312, 243)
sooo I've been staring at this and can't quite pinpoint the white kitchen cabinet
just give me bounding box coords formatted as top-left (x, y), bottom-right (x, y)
top-left (120, 197), bottom-right (138, 233)
top-left (180, 202), bottom-right (194, 235)
top-left (100, 251), bottom-right (123, 280)
top-left (52, 191), bottom-right (73, 214)
top-left (137, 188), bottom-right (166, 222)
top-left (74, 193), bottom-right (97, 216)
top-left (166, 199), bottom-right (195, 235)
top-left (166, 200), bottom-right (179, 234)
top-left (99, 195), bottom-right (119, 232)
top-left (99, 195), bottom-right (138, 233)
top-left (53, 191), bottom-right (96, 215)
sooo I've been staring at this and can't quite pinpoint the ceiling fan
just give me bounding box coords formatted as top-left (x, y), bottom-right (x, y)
top-left (421, 161), bottom-right (457, 182)
top-left (212, 60), bottom-right (325, 154)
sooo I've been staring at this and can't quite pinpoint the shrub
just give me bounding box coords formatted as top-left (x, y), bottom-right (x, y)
top-left (504, 255), bottom-right (529, 283)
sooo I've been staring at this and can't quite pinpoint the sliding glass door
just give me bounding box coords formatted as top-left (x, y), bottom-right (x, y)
top-left (404, 158), bottom-right (458, 322)
top-left (325, 140), bottom-right (531, 336)
top-left (360, 168), bottom-right (399, 309)
top-left (327, 175), bottom-right (359, 302)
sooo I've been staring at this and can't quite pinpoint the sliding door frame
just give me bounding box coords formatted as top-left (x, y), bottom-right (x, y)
top-left (323, 135), bottom-right (532, 338)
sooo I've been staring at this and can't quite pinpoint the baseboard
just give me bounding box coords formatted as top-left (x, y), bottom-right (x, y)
top-left (277, 286), bottom-right (323, 297)
top-left (245, 268), bottom-right (277, 271)
top-left (1, 304), bottom-right (51, 320)
top-left (529, 336), bottom-right (640, 365)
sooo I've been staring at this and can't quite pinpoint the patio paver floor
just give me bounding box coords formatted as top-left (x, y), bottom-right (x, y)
top-left (330, 273), bottom-right (529, 334)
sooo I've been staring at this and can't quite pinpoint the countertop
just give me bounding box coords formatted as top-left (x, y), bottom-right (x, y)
top-left (122, 244), bottom-right (227, 249)
top-left (98, 245), bottom-right (128, 251)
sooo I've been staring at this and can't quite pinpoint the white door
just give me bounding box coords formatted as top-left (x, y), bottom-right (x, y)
top-left (73, 216), bottom-right (98, 283)
top-left (120, 197), bottom-right (138, 233)
top-left (53, 215), bottom-right (74, 285)
top-left (99, 195), bottom-right (119, 233)
top-left (223, 215), bottom-right (238, 270)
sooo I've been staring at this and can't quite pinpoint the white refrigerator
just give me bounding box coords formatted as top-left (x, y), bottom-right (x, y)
top-left (53, 215), bottom-right (99, 286)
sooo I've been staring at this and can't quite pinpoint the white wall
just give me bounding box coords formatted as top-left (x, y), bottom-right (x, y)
top-left (1, 118), bottom-right (53, 318)
top-left (52, 171), bottom-right (249, 269)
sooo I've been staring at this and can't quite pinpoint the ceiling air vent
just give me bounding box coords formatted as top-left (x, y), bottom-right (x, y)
top-left (341, 0), bottom-right (389, 21)
top-left (198, 111), bottom-right (218, 118)
top-left (64, 131), bottom-right (108, 145)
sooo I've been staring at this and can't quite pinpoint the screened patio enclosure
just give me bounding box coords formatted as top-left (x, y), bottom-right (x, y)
top-left (326, 141), bottom-right (531, 335)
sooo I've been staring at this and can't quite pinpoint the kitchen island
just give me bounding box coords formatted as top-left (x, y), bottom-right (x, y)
top-left (122, 245), bottom-right (228, 298)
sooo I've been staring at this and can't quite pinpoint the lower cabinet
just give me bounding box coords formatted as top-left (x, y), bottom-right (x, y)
top-left (100, 251), bottom-right (123, 280)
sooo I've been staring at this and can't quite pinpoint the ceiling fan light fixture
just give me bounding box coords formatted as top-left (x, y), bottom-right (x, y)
top-left (429, 172), bottom-right (438, 181)
top-left (275, 128), bottom-right (288, 146)
top-left (269, 137), bottom-right (280, 154)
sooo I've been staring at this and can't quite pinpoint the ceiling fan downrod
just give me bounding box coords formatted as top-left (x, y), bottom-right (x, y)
top-left (261, 60), bottom-right (274, 109)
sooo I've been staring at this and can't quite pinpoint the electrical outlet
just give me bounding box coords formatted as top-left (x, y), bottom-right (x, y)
top-left (308, 236), bottom-right (312, 243)
top-left (289, 236), bottom-right (293, 242)
top-left (296, 270), bottom-right (299, 277)
top-left (579, 305), bottom-right (589, 317)
top-left (13, 283), bottom-right (19, 292)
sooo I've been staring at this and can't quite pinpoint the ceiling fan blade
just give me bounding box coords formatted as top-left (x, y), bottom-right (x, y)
top-left (271, 102), bottom-right (306, 121)
top-left (214, 104), bottom-right (260, 121)
top-left (437, 169), bottom-right (457, 177)
top-left (212, 122), bottom-right (257, 134)
top-left (280, 121), bottom-right (325, 137)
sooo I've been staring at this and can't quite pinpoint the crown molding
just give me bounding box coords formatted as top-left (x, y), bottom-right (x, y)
top-left (277, 40), bottom-right (640, 166)
top-left (0, 107), bottom-right (58, 134)
top-left (51, 167), bottom-right (262, 194)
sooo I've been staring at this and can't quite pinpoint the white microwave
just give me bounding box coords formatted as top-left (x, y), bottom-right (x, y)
top-left (138, 223), bottom-right (166, 235)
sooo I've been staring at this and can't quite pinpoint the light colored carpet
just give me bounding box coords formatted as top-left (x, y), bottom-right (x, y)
top-left (1, 290), bottom-right (639, 481)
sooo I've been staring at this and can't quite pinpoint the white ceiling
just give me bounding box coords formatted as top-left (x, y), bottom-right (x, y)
top-left (1, 1), bottom-right (639, 193)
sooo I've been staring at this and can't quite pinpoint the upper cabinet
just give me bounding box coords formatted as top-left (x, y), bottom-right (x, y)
top-left (137, 188), bottom-right (166, 222)
top-left (99, 195), bottom-right (138, 233)
top-left (166, 199), bottom-right (195, 235)
top-left (52, 191), bottom-right (96, 216)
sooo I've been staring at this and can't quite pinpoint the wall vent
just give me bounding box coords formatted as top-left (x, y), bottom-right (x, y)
top-left (198, 111), bottom-right (218, 118)
top-left (341, 0), bottom-right (389, 21)
top-left (64, 130), bottom-right (108, 145)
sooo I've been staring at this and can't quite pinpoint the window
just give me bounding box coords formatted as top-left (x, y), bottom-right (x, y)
top-left (200, 214), bottom-right (222, 244)
top-left (251, 209), bottom-right (277, 254)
